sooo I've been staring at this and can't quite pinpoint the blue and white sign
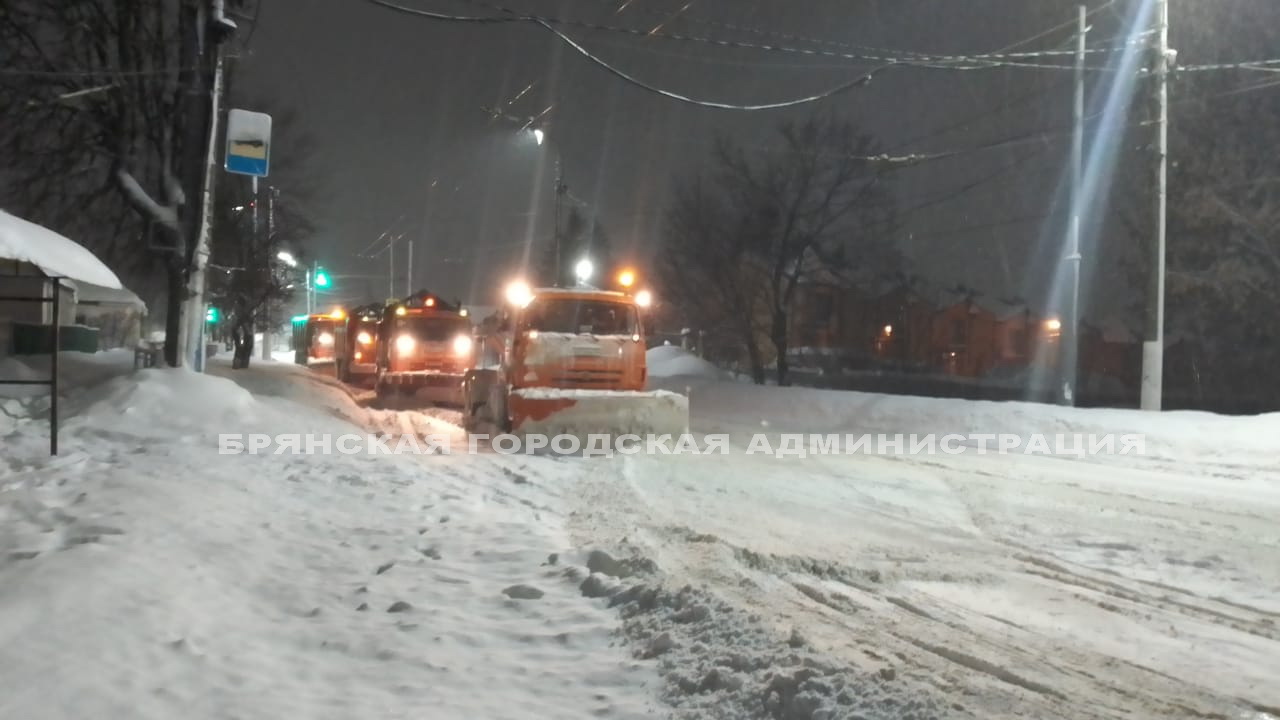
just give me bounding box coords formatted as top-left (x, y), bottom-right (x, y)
top-left (225, 109), bottom-right (272, 177)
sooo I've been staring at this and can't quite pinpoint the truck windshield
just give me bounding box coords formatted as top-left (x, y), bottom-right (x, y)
top-left (522, 299), bottom-right (638, 336)
top-left (393, 315), bottom-right (469, 341)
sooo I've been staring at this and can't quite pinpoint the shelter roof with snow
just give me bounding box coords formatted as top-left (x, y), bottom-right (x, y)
top-left (74, 281), bottom-right (147, 313)
top-left (0, 209), bottom-right (121, 289)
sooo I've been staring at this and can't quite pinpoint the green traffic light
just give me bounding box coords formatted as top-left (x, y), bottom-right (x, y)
top-left (314, 269), bottom-right (331, 288)
top-left (206, 307), bottom-right (220, 323)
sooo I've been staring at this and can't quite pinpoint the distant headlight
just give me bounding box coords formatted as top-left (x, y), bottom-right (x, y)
top-left (357, 331), bottom-right (373, 345)
top-left (396, 334), bottom-right (416, 354)
top-left (453, 334), bottom-right (473, 356)
top-left (317, 332), bottom-right (334, 346)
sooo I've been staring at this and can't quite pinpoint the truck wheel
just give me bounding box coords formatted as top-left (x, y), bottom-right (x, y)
top-left (491, 385), bottom-right (512, 433)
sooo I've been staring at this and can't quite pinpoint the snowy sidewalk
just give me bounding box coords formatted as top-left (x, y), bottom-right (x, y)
top-left (0, 355), bottom-right (658, 720)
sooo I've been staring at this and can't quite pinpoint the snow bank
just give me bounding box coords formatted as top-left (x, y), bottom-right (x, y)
top-left (1, 357), bottom-right (659, 720)
top-left (605, 581), bottom-right (951, 720)
top-left (654, 373), bottom-right (1280, 462)
top-left (0, 209), bottom-right (121, 287)
top-left (0, 349), bottom-right (137, 412)
top-left (646, 345), bottom-right (726, 380)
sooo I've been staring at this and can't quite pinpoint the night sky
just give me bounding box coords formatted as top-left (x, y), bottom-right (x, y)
top-left (234, 0), bottom-right (1128, 316)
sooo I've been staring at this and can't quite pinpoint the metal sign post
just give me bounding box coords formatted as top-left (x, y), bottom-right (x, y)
top-left (222, 109), bottom-right (272, 369)
top-left (0, 276), bottom-right (63, 454)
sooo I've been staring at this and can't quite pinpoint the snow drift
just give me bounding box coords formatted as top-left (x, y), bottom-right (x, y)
top-left (646, 345), bottom-right (726, 380)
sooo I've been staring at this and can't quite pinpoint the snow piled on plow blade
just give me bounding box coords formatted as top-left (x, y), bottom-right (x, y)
top-left (509, 388), bottom-right (689, 440)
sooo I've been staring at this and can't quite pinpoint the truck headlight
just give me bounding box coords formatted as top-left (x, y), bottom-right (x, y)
top-left (317, 332), bottom-right (334, 346)
top-left (357, 331), bottom-right (373, 345)
top-left (453, 335), bottom-right (473, 356)
top-left (396, 334), bottom-right (416, 354)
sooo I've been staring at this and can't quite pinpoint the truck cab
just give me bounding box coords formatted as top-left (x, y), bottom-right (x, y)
top-left (334, 304), bottom-right (382, 383)
top-left (507, 289), bottom-right (646, 392)
top-left (291, 311), bottom-right (343, 366)
top-left (374, 292), bottom-right (472, 405)
top-left (463, 284), bottom-right (663, 434)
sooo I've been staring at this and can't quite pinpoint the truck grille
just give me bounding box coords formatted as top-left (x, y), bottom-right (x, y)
top-left (551, 368), bottom-right (624, 386)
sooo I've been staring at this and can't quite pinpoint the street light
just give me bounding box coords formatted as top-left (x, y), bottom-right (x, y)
top-left (277, 251), bottom-right (297, 268)
top-left (513, 125), bottom-right (565, 285)
top-left (574, 258), bottom-right (593, 284)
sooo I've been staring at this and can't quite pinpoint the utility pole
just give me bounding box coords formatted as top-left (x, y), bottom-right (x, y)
top-left (406, 238), bottom-right (414, 295)
top-left (1141, 0), bottom-right (1169, 411)
top-left (260, 181), bottom-right (274, 361)
top-left (179, 0), bottom-right (220, 369)
top-left (553, 154), bottom-right (565, 287)
top-left (389, 241), bottom-right (396, 298)
top-left (1062, 5), bottom-right (1087, 406)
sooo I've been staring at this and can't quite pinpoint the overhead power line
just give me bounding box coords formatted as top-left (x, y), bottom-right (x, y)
top-left (1179, 58), bottom-right (1280, 73)
top-left (365, 0), bottom-right (893, 110)
top-left (599, 0), bottom-right (1118, 63)
top-left (367, 0), bottom-right (1119, 73)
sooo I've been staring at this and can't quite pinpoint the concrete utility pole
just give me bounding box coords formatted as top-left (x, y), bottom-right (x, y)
top-left (1062, 5), bottom-right (1087, 406)
top-left (1141, 0), bottom-right (1170, 411)
top-left (553, 155), bottom-right (565, 287)
top-left (186, 0), bottom-right (232, 371)
top-left (406, 239), bottom-right (414, 295)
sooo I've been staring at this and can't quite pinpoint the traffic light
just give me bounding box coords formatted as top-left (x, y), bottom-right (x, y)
top-left (206, 306), bottom-right (220, 323)
top-left (314, 268), bottom-right (331, 288)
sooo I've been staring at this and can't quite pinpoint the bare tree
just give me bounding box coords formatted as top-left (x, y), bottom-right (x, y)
top-left (0, 0), bottom-right (242, 365)
top-left (207, 181), bottom-right (312, 369)
top-left (661, 116), bottom-right (896, 385)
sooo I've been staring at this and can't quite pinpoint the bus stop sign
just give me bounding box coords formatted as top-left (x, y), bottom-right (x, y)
top-left (225, 109), bottom-right (272, 177)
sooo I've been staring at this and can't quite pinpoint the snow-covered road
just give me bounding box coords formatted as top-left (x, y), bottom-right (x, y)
top-left (3, 350), bottom-right (1278, 720)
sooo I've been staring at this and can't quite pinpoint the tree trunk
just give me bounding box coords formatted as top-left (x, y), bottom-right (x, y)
top-left (771, 308), bottom-right (790, 387)
top-left (746, 339), bottom-right (766, 385)
top-left (163, 262), bottom-right (185, 367)
top-left (231, 320), bottom-right (255, 369)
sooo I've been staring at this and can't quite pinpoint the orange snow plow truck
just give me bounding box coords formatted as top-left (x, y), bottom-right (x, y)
top-left (461, 281), bottom-right (688, 438)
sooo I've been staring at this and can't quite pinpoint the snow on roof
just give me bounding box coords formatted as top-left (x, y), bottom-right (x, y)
top-left (75, 281), bottom-right (147, 311)
top-left (0, 209), bottom-right (122, 288)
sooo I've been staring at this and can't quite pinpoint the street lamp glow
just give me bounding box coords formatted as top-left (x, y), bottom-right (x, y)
top-left (505, 280), bottom-right (533, 307)
top-left (533, 128), bottom-right (545, 146)
top-left (635, 289), bottom-right (653, 308)
top-left (277, 251), bottom-right (297, 267)
top-left (574, 258), bottom-right (593, 283)
top-left (617, 269), bottom-right (636, 288)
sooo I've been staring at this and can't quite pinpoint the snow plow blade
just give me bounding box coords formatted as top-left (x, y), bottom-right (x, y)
top-left (508, 388), bottom-right (689, 441)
